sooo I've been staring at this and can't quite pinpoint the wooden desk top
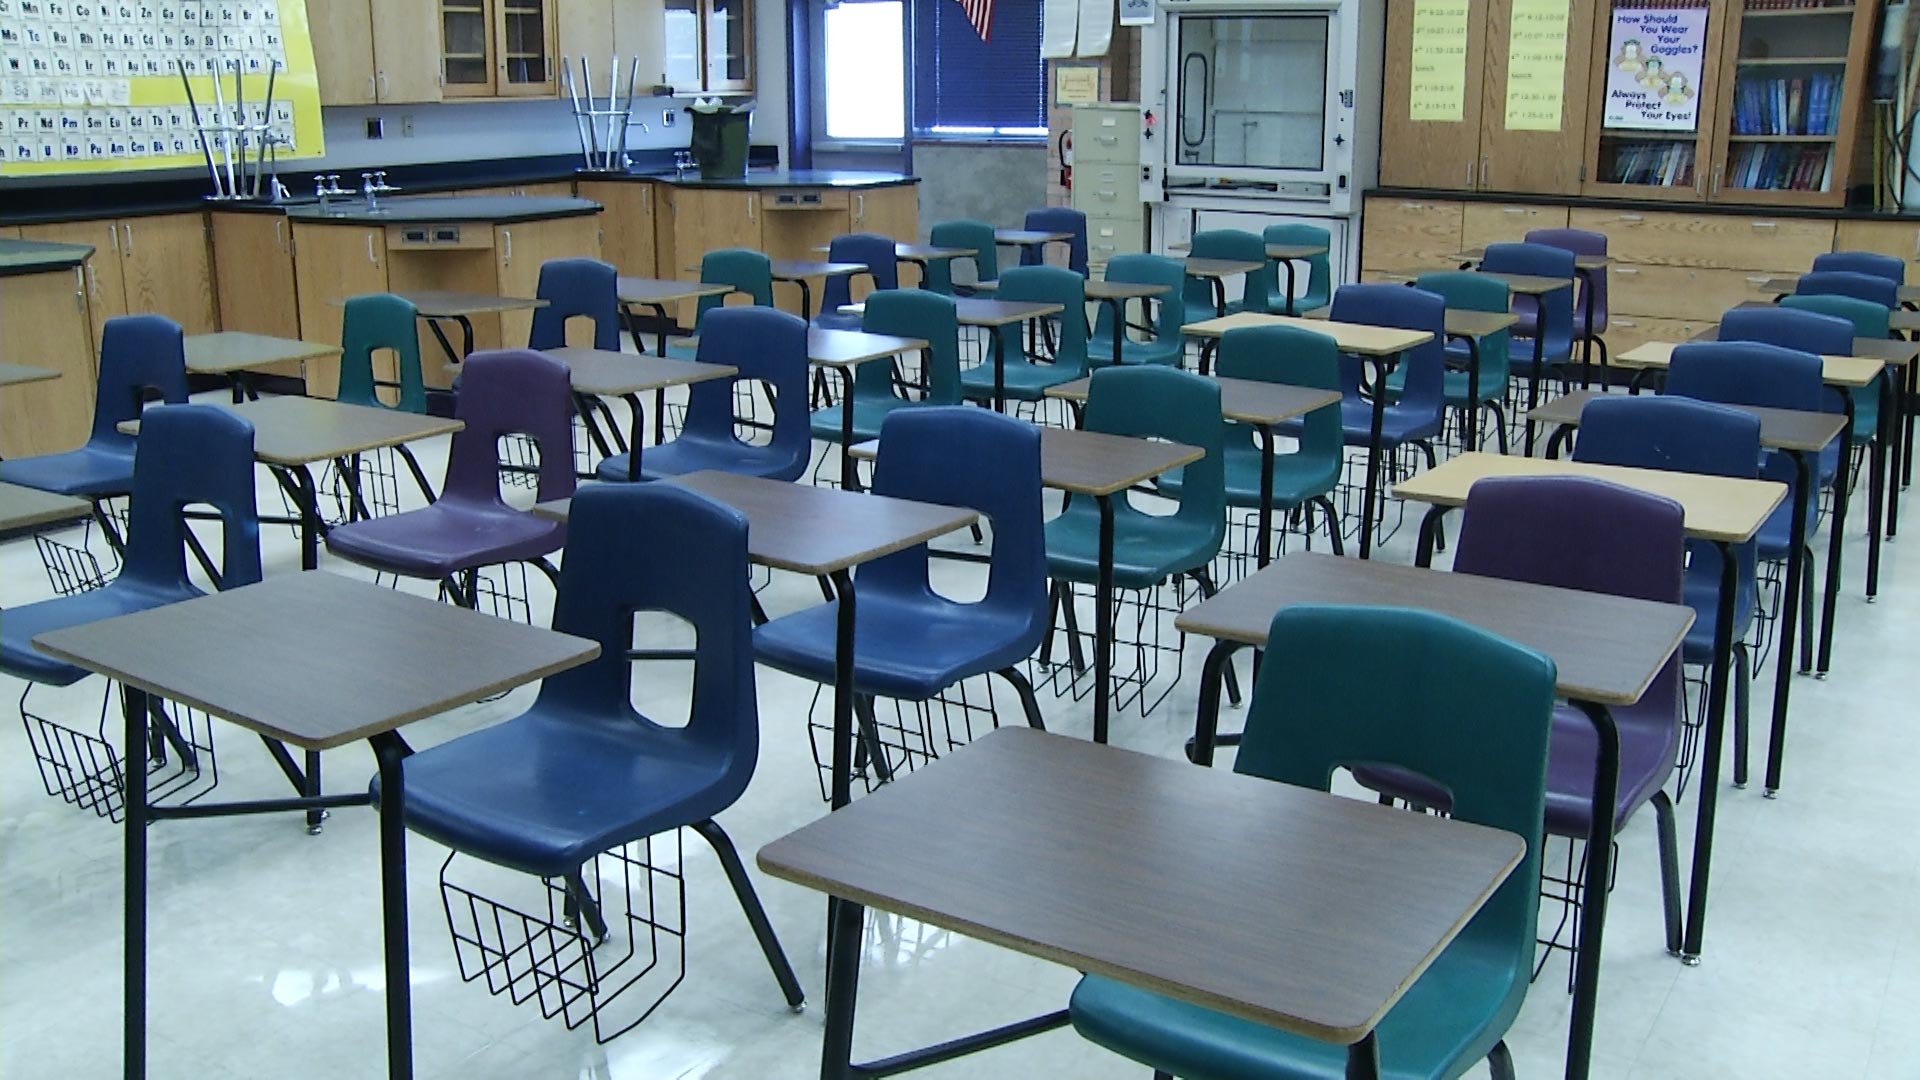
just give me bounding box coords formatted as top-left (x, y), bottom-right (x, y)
top-left (1265, 243), bottom-right (1330, 261)
top-left (1755, 275), bottom-right (1920, 304)
top-left (534, 471), bottom-right (978, 576)
top-left (850, 425), bottom-right (1204, 498)
top-left (31, 571), bottom-right (597, 751)
top-left (1085, 279), bottom-right (1170, 301)
top-left (0, 481), bottom-right (91, 532)
top-left (185, 333), bottom-right (343, 376)
top-left (356, 291), bottom-right (547, 318)
top-left (1046, 375), bottom-right (1342, 427)
top-left (808, 329), bottom-right (929, 369)
top-left (1177, 552), bottom-right (1690, 706)
top-left (770, 259), bottom-right (867, 280)
top-left (995, 229), bottom-right (1073, 245)
top-left (812, 244), bottom-right (976, 261)
top-left (617, 277), bottom-right (734, 306)
top-left (1459, 248), bottom-right (1609, 272)
top-left (119, 397), bottom-right (464, 467)
top-left (0, 362), bottom-right (59, 387)
top-left (1526, 389), bottom-right (1846, 453)
top-left (1470, 270), bottom-right (1572, 295)
top-left (840, 298), bottom-right (1063, 328)
top-left (1687, 315), bottom-right (1918, 367)
top-left (1183, 257), bottom-right (1265, 279)
top-left (1183, 312), bottom-right (1434, 356)
top-left (1444, 310), bottom-right (1521, 338)
top-left (1617, 341), bottom-right (1883, 388)
top-left (1394, 451), bottom-right (1784, 544)
top-left (758, 727), bottom-right (1525, 1045)
top-left (544, 348), bottom-right (736, 397)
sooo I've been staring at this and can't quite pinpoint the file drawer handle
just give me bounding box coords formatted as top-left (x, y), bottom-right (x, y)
top-left (1617, 214), bottom-right (1644, 222)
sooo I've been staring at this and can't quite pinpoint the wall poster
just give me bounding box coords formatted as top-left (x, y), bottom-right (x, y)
top-left (1602, 5), bottom-right (1709, 132)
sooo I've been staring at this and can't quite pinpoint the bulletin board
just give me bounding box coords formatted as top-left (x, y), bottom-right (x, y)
top-left (0, 0), bottom-right (325, 177)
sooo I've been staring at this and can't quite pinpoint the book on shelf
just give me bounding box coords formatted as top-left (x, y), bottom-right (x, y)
top-left (1725, 143), bottom-right (1832, 190)
top-left (1743, 0), bottom-right (1852, 9)
top-left (1606, 140), bottom-right (1695, 187)
top-left (1730, 73), bottom-right (1841, 135)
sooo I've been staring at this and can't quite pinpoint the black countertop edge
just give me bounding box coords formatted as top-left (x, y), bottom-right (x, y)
top-left (0, 239), bottom-right (94, 277)
top-left (1367, 186), bottom-right (1920, 223)
top-left (283, 195), bottom-right (603, 226)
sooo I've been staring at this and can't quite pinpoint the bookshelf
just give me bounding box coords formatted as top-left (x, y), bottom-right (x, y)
top-left (1581, 0), bottom-right (1726, 201)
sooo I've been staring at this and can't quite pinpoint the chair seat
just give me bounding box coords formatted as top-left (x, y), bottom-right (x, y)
top-left (1757, 488), bottom-right (1822, 559)
top-left (1089, 335), bottom-right (1184, 367)
top-left (753, 592), bottom-right (1037, 701)
top-left (959, 357), bottom-right (1083, 401)
top-left (810, 312), bottom-right (863, 333)
top-left (1046, 503), bottom-right (1218, 590)
top-left (325, 499), bottom-right (564, 578)
top-left (1504, 337), bottom-right (1575, 375)
top-left (0, 446), bottom-right (137, 497)
top-left (1386, 366), bottom-right (1506, 406)
top-left (0, 580), bottom-right (204, 686)
top-left (382, 710), bottom-right (734, 877)
top-left (1158, 442), bottom-right (1339, 511)
top-left (1275, 400), bottom-right (1443, 448)
top-left (1071, 932), bottom-right (1521, 1080)
top-left (595, 433), bottom-right (806, 484)
top-left (1681, 565), bottom-right (1757, 660)
top-left (809, 398), bottom-right (923, 445)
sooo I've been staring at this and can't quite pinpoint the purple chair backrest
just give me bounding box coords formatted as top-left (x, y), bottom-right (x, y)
top-left (1525, 227), bottom-right (1608, 332)
top-left (443, 349), bottom-right (577, 506)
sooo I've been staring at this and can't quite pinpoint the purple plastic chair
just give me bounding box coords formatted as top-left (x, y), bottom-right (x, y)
top-left (1356, 475), bottom-right (1687, 960)
top-left (1525, 228), bottom-right (1610, 372)
top-left (325, 349), bottom-right (574, 604)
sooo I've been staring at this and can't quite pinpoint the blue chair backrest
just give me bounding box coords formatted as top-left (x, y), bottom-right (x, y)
top-left (92, 315), bottom-right (189, 450)
top-left (1021, 207), bottom-right (1089, 276)
top-left (1668, 341), bottom-right (1824, 413)
top-left (442, 349), bottom-right (577, 507)
top-left (1213, 325), bottom-right (1343, 463)
top-left (1262, 222), bottom-right (1335, 310)
top-left (121, 404), bottom-right (262, 593)
top-left (1482, 242), bottom-right (1575, 356)
top-left (1329, 283), bottom-right (1446, 414)
top-left (1795, 269), bottom-right (1898, 310)
top-left (821, 233), bottom-right (900, 317)
top-left (926, 220), bottom-right (998, 293)
top-left (1084, 365), bottom-right (1225, 547)
top-left (1813, 251), bottom-right (1904, 285)
top-left (684, 307), bottom-right (812, 480)
top-left (1092, 254), bottom-right (1187, 345)
top-left (859, 288), bottom-right (962, 405)
top-left (1720, 305), bottom-right (1854, 356)
top-left (863, 407), bottom-right (1048, 653)
top-left (1184, 230), bottom-right (1267, 315)
top-left (529, 258), bottom-right (621, 351)
top-left (535, 482), bottom-right (757, 789)
top-left (993, 265), bottom-right (1090, 377)
top-left (699, 249), bottom-right (776, 325)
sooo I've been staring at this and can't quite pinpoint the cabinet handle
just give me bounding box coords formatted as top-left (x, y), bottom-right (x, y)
top-left (747, 195), bottom-right (756, 222)
top-left (1502, 207), bottom-right (1526, 215)
top-left (74, 267), bottom-right (85, 309)
top-left (1400, 202), bottom-right (1427, 210)
top-left (368, 75), bottom-right (377, 99)
top-left (1481, 158), bottom-right (1490, 187)
top-left (122, 224), bottom-right (133, 254)
top-left (366, 234), bottom-right (378, 264)
top-left (87, 264), bottom-right (100, 296)
top-left (855, 194), bottom-right (864, 221)
top-left (1465, 162), bottom-right (1474, 186)
top-left (1752, 221), bottom-right (1779, 231)
top-left (378, 72), bottom-right (389, 99)
top-left (502, 230), bottom-right (512, 262)
top-left (1710, 165), bottom-right (1721, 197)
top-left (274, 218), bottom-right (284, 252)
top-left (1617, 214), bottom-right (1644, 223)
top-left (1614, 318), bottom-right (1638, 328)
top-left (107, 222), bottom-right (119, 254)
top-left (1615, 266), bottom-right (1640, 275)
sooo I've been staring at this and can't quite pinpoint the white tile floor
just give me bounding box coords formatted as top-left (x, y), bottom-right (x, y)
top-left (3, 393), bottom-right (1918, 1079)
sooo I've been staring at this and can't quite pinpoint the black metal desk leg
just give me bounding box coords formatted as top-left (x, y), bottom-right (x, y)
top-left (1463, 336), bottom-right (1481, 453)
top-left (457, 316), bottom-right (474, 360)
top-left (1282, 260), bottom-right (1298, 316)
top-left (372, 731), bottom-right (415, 1080)
top-left (1345, 1031), bottom-right (1381, 1080)
top-left (424, 318), bottom-right (462, 369)
top-left (1107, 297), bottom-right (1124, 369)
top-left (1681, 542), bottom-right (1740, 963)
top-left (798, 279), bottom-right (815, 324)
top-left (820, 896), bottom-right (865, 1080)
top-left (992, 324), bottom-right (1008, 412)
top-left (123, 685), bottom-right (150, 1080)
top-left (841, 387), bottom-right (860, 492)
top-left (830, 569), bottom-right (859, 810)
top-left (293, 464), bottom-right (322, 571)
top-left (1578, 267), bottom-right (1597, 389)
top-left (1886, 369), bottom-right (1902, 539)
top-left (1524, 331), bottom-right (1545, 456)
top-left (1566, 700), bottom-right (1621, 1080)
top-left (1764, 451), bottom-right (1810, 796)
top-left (1185, 640), bottom-right (1242, 766)
top-left (1093, 495), bottom-right (1116, 745)
top-left (1256, 424), bottom-right (1276, 568)
top-left (1358, 357), bottom-right (1390, 560)
top-left (1816, 414), bottom-right (1853, 678)
top-left (650, 303), bottom-right (671, 360)
top-left (1867, 383), bottom-right (1887, 603)
top-left (1415, 505), bottom-right (1447, 568)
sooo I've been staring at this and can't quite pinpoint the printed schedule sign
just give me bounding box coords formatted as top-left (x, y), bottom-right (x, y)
top-left (1602, 5), bottom-right (1708, 132)
top-left (0, 0), bottom-right (325, 176)
top-left (1503, 0), bottom-right (1571, 132)
top-left (1409, 0), bottom-right (1470, 123)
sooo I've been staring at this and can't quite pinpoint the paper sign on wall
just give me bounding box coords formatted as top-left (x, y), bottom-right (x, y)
top-left (1055, 65), bottom-right (1100, 105)
top-left (1409, 0), bottom-right (1470, 122)
top-left (1118, 0), bottom-right (1155, 27)
top-left (1602, 6), bottom-right (1708, 132)
top-left (1504, 0), bottom-right (1570, 132)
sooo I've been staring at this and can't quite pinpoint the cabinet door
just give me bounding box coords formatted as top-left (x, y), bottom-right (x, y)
top-left (495, 216), bottom-right (604, 346)
top-left (1380, 0), bottom-right (1490, 190)
top-left (496, 0), bottom-right (559, 96)
top-left (373, 3), bottom-right (445, 103)
top-left (703, 0), bottom-right (752, 92)
top-left (442, 0), bottom-right (496, 97)
top-left (292, 224), bottom-right (390, 397)
top-left (1460, 202), bottom-right (1568, 249)
top-left (1477, 0), bottom-right (1594, 194)
top-left (19, 219), bottom-right (127, 352)
top-left (656, 186), bottom-right (763, 322)
top-left (614, 0), bottom-right (670, 88)
top-left (1358, 197), bottom-right (1466, 274)
top-left (556, 0), bottom-right (614, 88)
top-left (211, 214), bottom-right (302, 374)
top-left (662, 0), bottom-right (704, 93)
top-left (578, 180), bottom-right (657, 276)
top-left (852, 185), bottom-right (918, 244)
top-left (309, 0), bottom-right (377, 105)
top-left (122, 214), bottom-right (218, 336)
top-left (1835, 220), bottom-right (1920, 269)
top-left (0, 267), bottom-right (97, 458)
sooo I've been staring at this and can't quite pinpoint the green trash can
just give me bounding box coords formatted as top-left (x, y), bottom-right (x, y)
top-left (688, 108), bottom-right (751, 179)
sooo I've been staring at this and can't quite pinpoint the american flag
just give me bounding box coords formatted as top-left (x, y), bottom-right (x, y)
top-left (954, 0), bottom-right (994, 41)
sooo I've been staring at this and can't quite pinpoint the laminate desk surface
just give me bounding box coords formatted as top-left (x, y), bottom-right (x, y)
top-left (1178, 551), bottom-right (1693, 707)
top-left (1265, 243), bottom-right (1331, 261)
top-left (119, 397), bottom-right (463, 466)
top-left (994, 229), bottom-right (1073, 246)
top-left (0, 481), bottom-right (91, 532)
top-left (1527, 390), bottom-right (1846, 453)
top-left (807, 329), bottom-right (929, 368)
top-left (1617, 341), bottom-right (1883, 388)
top-left (534, 471), bottom-right (977, 576)
top-left (31, 570), bottom-right (598, 751)
top-left (757, 727), bottom-right (1526, 1045)
top-left (1182, 257), bottom-right (1265, 279)
top-left (850, 425), bottom-right (1203, 498)
top-left (1083, 279), bottom-right (1170, 302)
top-left (1458, 248), bottom-right (1610, 272)
top-left (543, 348), bottom-right (736, 397)
top-left (1305, 307), bottom-right (1519, 339)
top-left (812, 244), bottom-right (976, 261)
top-left (1686, 316), bottom-right (1919, 367)
top-left (1184, 312), bottom-right (1434, 355)
top-left (184, 333), bottom-right (343, 376)
top-left (0, 362), bottom-right (58, 386)
top-left (1466, 270), bottom-right (1572, 295)
top-left (616, 277), bottom-right (734, 306)
top-left (1046, 375), bottom-right (1342, 427)
top-left (340, 291), bottom-right (547, 318)
top-left (1754, 275), bottom-right (1920, 304)
top-left (1394, 451), bottom-right (1784, 544)
top-left (770, 260), bottom-right (867, 280)
top-left (837, 298), bottom-right (1063, 328)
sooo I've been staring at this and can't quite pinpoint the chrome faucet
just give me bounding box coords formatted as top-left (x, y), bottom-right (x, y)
top-left (313, 173), bottom-right (349, 210)
top-left (362, 170), bottom-right (399, 211)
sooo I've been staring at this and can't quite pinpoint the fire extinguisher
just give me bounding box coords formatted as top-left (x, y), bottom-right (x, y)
top-left (1058, 130), bottom-right (1073, 191)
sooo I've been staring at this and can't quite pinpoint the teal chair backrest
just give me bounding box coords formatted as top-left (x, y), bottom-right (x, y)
top-left (1214, 325), bottom-right (1342, 469)
top-left (1263, 222), bottom-right (1335, 311)
top-left (698, 248), bottom-right (774, 326)
top-left (860, 289), bottom-right (962, 406)
top-left (925, 220), bottom-right (999, 294)
top-left (1083, 365), bottom-right (1224, 548)
top-left (992, 266), bottom-right (1090, 376)
top-left (1238, 604), bottom-right (1557, 1032)
top-left (336, 293), bottom-right (427, 413)
top-left (1416, 270), bottom-right (1512, 392)
top-left (1780, 293), bottom-right (1890, 339)
top-left (1184, 229), bottom-right (1266, 316)
top-left (1092, 254), bottom-right (1187, 349)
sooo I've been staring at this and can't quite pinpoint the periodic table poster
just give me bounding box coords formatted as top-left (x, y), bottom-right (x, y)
top-left (0, 0), bottom-right (325, 176)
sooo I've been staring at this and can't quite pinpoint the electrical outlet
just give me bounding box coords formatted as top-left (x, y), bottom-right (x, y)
top-left (662, 109), bottom-right (676, 127)
top-left (400, 115), bottom-right (414, 138)
top-left (365, 116), bottom-right (383, 140)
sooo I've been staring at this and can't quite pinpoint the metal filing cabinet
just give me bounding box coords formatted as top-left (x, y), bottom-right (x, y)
top-left (1072, 103), bottom-right (1146, 274)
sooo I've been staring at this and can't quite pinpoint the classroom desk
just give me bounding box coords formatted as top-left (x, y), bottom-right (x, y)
top-left (120, 397), bottom-right (463, 572)
top-left (838, 298), bottom-right (1063, 413)
top-left (31, 570), bottom-right (597, 1080)
top-left (807, 329), bottom-right (932, 488)
top-left (757, 727), bottom-right (1526, 1080)
top-left (1395, 452), bottom-right (1782, 966)
top-left (1528, 389), bottom-right (1847, 796)
top-left (1305, 307), bottom-right (1520, 452)
top-left (1756, 274), bottom-right (1920, 305)
top-left (1179, 550), bottom-right (1689, 1080)
top-left (372, 291), bottom-right (548, 368)
top-left (1263, 242), bottom-right (1330, 316)
top-left (184, 332), bottom-right (344, 403)
top-left (535, 470), bottom-right (976, 809)
top-left (1185, 312), bottom-right (1435, 559)
top-left (852, 424), bottom-right (1202, 745)
top-left (0, 362), bottom-right (59, 387)
top-left (1182, 256), bottom-right (1266, 318)
top-left (0, 479), bottom-right (91, 533)
top-left (540, 348), bottom-right (737, 475)
top-left (992, 229), bottom-right (1073, 266)
top-left (614, 277), bottom-right (733, 358)
top-left (1083, 278), bottom-right (1170, 369)
top-left (1458, 248), bottom-right (1609, 378)
top-left (769, 260), bottom-right (867, 324)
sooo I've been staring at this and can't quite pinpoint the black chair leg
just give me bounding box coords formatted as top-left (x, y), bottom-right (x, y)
top-left (1488, 400), bottom-right (1511, 455)
top-left (1039, 582), bottom-right (1063, 665)
top-left (1798, 542), bottom-right (1816, 676)
top-left (1192, 569), bottom-right (1242, 707)
top-left (563, 869), bottom-right (611, 944)
top-left (1313, 495), bottom-right (1345, 556)
top-left (1652, 789), bottom-right (1684, 956)
top-left (691, 819), bottom-right (807, 1009)
top-left (852, 694), bottom-right (895, 783)
top-left (1488, 1040), bottom-right (1516, 1080)
top-left (995, 666), bottom-right (1047, 730)
top-left (1060, 582), bottom-right (1088, 674)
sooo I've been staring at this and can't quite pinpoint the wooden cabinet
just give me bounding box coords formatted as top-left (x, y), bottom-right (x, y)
top-left (0, 266), bottom-right (97, 458)
top-left (22, 214), bottom-right (216, 340)
top-left (1477, 0), bottom-right (1594, 196)
top-left (851, 185), bottom-right (918, 245)
top-left (308, 0), bottom-right (444, 105)
top-left (1358, 197), bottom-right (1465, 274)
top-left (442, 0), bottom-right (559, 99)
top-left (1460, 202), bottom-right (1569, 250)
top-left (18, 220), bottom-right (126, 351)
top-left (1835, 219), bottom-right (1920, 270)
top-left (1380, 0), bottom-right (1490, 190)
top-left (663, 0), bottom-right (752, 94)
top-left (309, 0), bottom-right (377, 105)
top-left (291, 223), bottom-right (389, 398)
top-left (495, 215), bottom-right (603, 346)
top-left (210, 213), bottom-right (303, 377)
top-left (578, 180), bottom-right (658, 276)
top-left (1567, 206), bottom-right (1832, 269)
top-left (559, 0), bottom-right (669, 89)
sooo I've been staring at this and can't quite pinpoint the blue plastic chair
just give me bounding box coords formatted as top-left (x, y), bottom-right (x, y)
top-left (1721, 304), bottom-right (1860, 485)
top-left (1813, 251), bottom-right (1905, 284)
top-left (960, 266), bottom-right (1092, 404)
top-left (1183, 229), bottom-right (1268, 321)
top-left (595, 307), bottom-right (812, 483)
top-left (1256, 222), bottom-right (1334, 315)
top-left (528, 258), bottom-right (622, 352)
top-left (1071, 605), bottom-right (1556, 1080)
top-left (1797, 268), bottom-right (1900, 310)
top-left (1, 404), bottom-right (262, 688)
top-left (756, 407), bottom-right (1049, 741)
top-left (383, 482), bottom-right (804, 1035)
top-left (810, 289), bottom-right (961, 448)
top-left (814, 233), bottom-right (901, 332)
top-left (1482, 242), bottom-right (1575, 391)
top-left (1020, 207), bottom-right (1089, 276)
top-left (1088, 254), bottom-right (1188, 367)
top-left (923, 220), bottom-right (998, 296)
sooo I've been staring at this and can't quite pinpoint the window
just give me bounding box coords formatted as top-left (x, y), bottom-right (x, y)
top-left (823, 0), bottom-right (906, 140)
top-left (913, 0), bottom-right (1046, 139)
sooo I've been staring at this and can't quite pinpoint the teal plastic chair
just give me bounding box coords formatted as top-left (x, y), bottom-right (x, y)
top-left (1391, 270), bottom-right (1513, 453)
top-left (1089, 254), bottom-right (1188, 367)
top-left (671, 248), bottom-right (774, 359)
top-left (1070, 604), bottom-right (1556, 1080)
top-left (923, 220), bottom-right (998, 296)
top-left (961, 266), bottom-right (1091, 404)
top-left (1780, 292), bottom-right (1886, 446)
top-left (1183, 229), bottom-right (1268, 322)
top-left (810, 288), bottom-right (961, 446)
top-left (1258, 223), bottom-right (1334, 315)
top-left (336, 294), bottom-right (428, 414)
top-left (1158, 325), bottom-right (1345, 555)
